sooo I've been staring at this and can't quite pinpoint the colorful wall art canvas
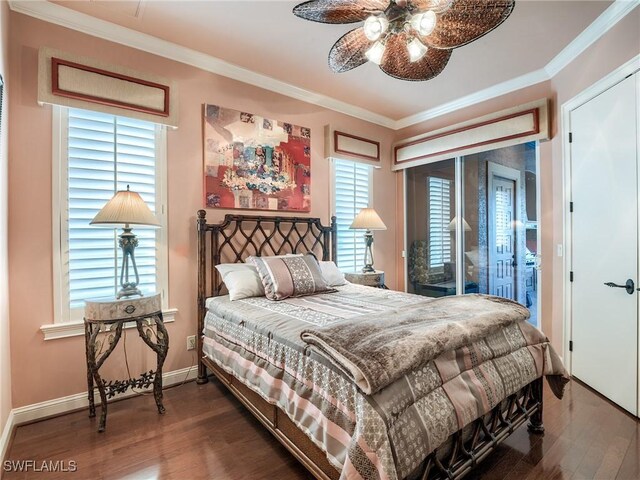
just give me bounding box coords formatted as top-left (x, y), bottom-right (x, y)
top-left (203, 104), bottom-right (311, 212)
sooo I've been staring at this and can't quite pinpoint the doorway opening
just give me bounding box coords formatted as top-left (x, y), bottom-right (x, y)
top-left (405, 142), bottom-right (540, 327)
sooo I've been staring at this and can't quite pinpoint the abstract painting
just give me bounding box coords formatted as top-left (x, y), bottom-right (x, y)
top-left (203, 104), bottom-right (311, 212)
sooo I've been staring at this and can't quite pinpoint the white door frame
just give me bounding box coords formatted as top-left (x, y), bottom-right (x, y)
top-left (403, 169), bottom-right (408, 290)
top-left (561, 54), bottom-right (640, 379)
top-left (534, 142), bottom-right (542, 329)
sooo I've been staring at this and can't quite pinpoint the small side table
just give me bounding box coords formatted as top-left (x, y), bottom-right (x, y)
top-left (344, 270), bottom-right (387, 289)
top-left (84, 293), bottom-right (169, 432)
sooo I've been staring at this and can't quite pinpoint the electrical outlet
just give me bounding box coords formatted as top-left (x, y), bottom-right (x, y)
top-left (187, 335), bottom-right (196, 351)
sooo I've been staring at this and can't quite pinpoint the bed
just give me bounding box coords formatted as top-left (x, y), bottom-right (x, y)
top-left (195, 211), bottom-right (568, 480)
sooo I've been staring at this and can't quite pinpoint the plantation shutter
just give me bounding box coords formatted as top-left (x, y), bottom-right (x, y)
top-left (333, 159), bottom-right (371, 272)
top-left (66, 108), bottom-right (159, 310)
top-left (427, 176), bottom-right (452, 268)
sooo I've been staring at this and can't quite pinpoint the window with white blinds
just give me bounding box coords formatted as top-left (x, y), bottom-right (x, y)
top-left (427, 176), bottom-right (452, 268)
top-left (55, 107), bottom-right (166, 322)
top-left (333, 159), bottom-right (372, 272)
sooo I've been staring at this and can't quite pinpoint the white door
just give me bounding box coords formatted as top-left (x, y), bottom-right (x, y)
top-left (490, 177), bottom-right (517, 299)
top-left (488, 163), bottom-right (521, 301)
top-left (570, 73), bottom-right (639, 415)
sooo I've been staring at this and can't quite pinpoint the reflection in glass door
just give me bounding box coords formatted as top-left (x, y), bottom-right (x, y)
top-left (405, 142), bottom-right (539, 326)
top-left (406, 159), bottom-right (458, 297)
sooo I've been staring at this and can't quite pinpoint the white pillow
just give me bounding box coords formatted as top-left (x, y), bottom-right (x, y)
top-left (215, 263), bottom-right (265, 301)
top-left (319, 261), bottom-right (347, 287)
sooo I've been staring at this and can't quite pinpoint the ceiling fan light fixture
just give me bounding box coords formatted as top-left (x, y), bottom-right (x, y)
top-left (365, 41), bottom-right (386, 65)
top-left (410, 10), bottom-right (437, 36)
top-left (407, 38), bottom-right (428, 62)
top-left (363, 14), bottom-right (389, 41)
top-left (292, 0), bottom-right (515, 81)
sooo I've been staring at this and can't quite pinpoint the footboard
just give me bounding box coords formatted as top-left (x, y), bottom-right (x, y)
top-left (203, 353), bottom-right (544, 480)
top-left (420, 377), bottom-right (544, 479)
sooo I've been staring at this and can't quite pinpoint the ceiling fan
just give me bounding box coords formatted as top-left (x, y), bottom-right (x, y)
top-left (293, 0), bottom-right (515, 81)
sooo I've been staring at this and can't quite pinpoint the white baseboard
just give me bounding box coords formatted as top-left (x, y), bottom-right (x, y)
top-left (0, 366), bottom-right (197, 461)
top-left (0, 410), bottom-right (15, 464)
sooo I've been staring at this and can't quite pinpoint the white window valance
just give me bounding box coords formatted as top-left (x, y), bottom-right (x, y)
top-left (392, 99), bottom-right (549, 171)
top-left (325, 125), bottom-right (381, 167)
top-left (38, 47), bottom-right (178, 127)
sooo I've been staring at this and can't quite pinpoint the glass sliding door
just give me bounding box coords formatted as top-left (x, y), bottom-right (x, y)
top-left (406, 159), bottom-right (458, 297)
top-left (405, 142), bottom-right (539, 326)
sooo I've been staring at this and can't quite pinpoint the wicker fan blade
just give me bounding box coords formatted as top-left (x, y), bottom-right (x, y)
top-left (329, 28), bottom-right (371, 73)
top-left (419, 0), bottom-right (515, 50)
top-left (379, 32), bottom-right (451, 81)
top-left (410, 0), bottom-right (455, 14)
top-left (293, 0), bottom-right (389, 24)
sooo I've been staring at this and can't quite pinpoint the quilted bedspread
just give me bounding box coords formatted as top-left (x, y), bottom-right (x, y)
top-left (202, 284), bottom-right (568, 480)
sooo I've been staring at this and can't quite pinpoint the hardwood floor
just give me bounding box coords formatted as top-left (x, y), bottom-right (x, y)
top-left (3, 378), bottom-right (639, 480)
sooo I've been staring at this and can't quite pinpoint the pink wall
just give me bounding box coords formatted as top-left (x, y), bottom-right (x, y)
top-left (7, 12), bottom-right (398, 408)
top-left (0, 0), bottom-right (12, 442)
top-left (394, 9), bottom-right (640, 353)
top-left (546, 10), bottom-right (640, 351)
top-left (6, 6), bottom-right (639, 409)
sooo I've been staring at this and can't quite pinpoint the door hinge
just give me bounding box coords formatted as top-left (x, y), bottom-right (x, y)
top-left (569, 132), bottom-right (573, 143)
top-left (570, 271), bottom-right (574, 282)
top-left (569, 340), bottom-right (573, 352)
top-left (570, 202), bottom-right (574, 213)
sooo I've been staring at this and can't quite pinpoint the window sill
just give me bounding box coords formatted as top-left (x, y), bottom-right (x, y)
top-left (40, 308), bottom-right (177, 341)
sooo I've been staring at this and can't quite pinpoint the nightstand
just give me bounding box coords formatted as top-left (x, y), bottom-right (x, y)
top-left (84, 293), bottom-right (169, 432)
top-left (344, 270), bottom-right (388, 289)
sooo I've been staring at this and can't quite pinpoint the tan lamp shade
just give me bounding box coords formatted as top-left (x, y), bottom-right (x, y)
top-left (90, 186), bottom-right (160, 227)
top-left (349, 208), bottom-right (387, 230)
top-left (448, 216), bottom-right (472, 232)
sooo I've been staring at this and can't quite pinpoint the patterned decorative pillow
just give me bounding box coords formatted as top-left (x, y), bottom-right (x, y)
top-left (247, 253), bottom-right (337, 301)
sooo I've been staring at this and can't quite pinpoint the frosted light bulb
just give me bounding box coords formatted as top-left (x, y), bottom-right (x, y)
top-left (411, 10), bottom-right (437, 36)
top-left (365, 41), bottom-right (386, 65)
top-left (407, 38), bottom-right (428, 62)
top-left (363, 15), bottom-right (389, 41)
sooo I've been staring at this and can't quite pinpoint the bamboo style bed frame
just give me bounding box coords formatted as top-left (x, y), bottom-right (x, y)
top-left (195, 210), bottom-right (545, 480)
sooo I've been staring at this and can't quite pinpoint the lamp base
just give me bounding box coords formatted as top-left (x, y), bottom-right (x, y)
top-left (118, 227), bottom-right (143, 300)
top-left (116, 285), bottom-right (143, 299)
top-left (362, 230), bottom-right (376, 274)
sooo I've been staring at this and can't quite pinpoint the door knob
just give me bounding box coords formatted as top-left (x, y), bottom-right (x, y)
top-left (604, 279), bottom-right (635, 294)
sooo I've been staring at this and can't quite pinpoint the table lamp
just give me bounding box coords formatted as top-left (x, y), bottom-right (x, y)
top-left (349, 207), bottom-right (387, 273)
top-left (90, 185), bottom-right (161, 299)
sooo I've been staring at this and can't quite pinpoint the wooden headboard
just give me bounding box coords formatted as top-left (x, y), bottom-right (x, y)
top-left (195, 210), bottom-right (337, 381)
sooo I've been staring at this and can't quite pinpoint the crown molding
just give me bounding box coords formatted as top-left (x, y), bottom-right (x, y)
top-left (545, 0), bottom-right (639, 78)
top-left (8, 0), bottom-right (638, 131)
top-left (7, 0), bottom-right (396, 129)
top-left (395, 68), bottom-right (551, 130)
top-left (395, 0), bottom-right (638, 130)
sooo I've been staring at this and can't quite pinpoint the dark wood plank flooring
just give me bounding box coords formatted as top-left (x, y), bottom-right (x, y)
top-left (3, 378), bottom-right (639, 479)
